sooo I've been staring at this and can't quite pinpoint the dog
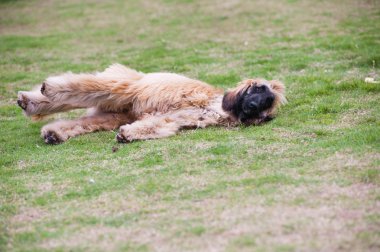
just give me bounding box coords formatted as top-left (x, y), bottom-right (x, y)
top-left (17, 64), bottom-right (286, 144)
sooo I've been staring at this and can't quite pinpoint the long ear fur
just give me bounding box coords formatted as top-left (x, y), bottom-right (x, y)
top-left (269, 80), bottom-right (287, 105)
top-left (222, 91), bottom-right (238, 112)
top-left (222, 85), bottom-right (250, 112)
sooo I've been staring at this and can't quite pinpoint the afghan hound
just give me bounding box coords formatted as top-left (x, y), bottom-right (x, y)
top-left (17, 64), bottom-right (286, 144)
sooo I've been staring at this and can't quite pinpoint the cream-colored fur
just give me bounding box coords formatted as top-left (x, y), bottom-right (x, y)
top-left (17, 64), bottom-right (286, 144)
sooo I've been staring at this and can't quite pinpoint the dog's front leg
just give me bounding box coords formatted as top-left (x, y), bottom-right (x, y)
top-left (116, 109), bottom-right (220, 143)
top-left (116, 115), bottom-right (180, 143)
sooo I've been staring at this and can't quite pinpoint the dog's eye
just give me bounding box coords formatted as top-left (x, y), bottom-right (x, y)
top-left (247, 85), bottom-right (265, 95)
top-left (253, 86), bottom-right (267, 93)
top-left (251, 86), bottom-right (262, 93)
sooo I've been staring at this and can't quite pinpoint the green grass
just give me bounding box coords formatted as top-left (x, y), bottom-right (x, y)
top-left (1, 0), bottom-right (379, 251)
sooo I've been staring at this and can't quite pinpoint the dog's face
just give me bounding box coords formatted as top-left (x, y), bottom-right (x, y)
top-left (222, 79), bottom-right (286, 125)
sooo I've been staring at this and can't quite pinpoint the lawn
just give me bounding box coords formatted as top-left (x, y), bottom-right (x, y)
top-left (0, 0), bottom-right (379, 251)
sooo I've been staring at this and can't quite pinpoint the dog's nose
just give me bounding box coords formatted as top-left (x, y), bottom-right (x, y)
top-left (249, 101), bottom-right (258, 111)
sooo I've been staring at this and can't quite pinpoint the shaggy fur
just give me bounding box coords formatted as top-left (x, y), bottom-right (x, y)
top-left (17, 64), bottom-right (286, 144)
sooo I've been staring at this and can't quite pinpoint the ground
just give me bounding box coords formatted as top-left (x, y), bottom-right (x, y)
top-left (0, 0), bottom-right (379, 251)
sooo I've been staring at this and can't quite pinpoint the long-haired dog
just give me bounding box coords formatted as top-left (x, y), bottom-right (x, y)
top-left (17, 64), bottom-right (286, 144)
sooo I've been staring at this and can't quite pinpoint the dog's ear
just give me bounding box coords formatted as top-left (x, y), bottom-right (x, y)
top-left (222, 91), bottom-right (238, 112)
top-left (222, 81), bottom-right (252, 112)
top-left (269, 80), bottom-right (287, 105)
top-left (269, 80), bottom-right (285, 94)
top-left (222, 88), bottom-right (247, 112)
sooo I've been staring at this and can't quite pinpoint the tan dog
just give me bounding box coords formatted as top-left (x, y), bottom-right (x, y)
top-left (17, 64), bottom-right (286, 144)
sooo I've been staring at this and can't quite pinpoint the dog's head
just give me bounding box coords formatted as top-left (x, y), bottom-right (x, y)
top-left (222, 79), bottom-right (286, 125)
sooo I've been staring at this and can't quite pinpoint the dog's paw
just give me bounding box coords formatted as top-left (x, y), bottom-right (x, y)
top-left (43, 131), bottom-right (64, 145)
top-left (17, 92), bottom-right (29, 111)
top-left (116, 126), bottom-right (135, 143)
top-left (40, 81), bottom-right (55, 99)
top-left (40, 82), bottom-right (47, 94)
top-left (17, 91), bottom-right (41, 117)
top-left (40, 79), bottom-right (61, 101)
top-left (41, 75), bottom-right (71, 101)
top-left (116, 132), bottom-right (133, 144)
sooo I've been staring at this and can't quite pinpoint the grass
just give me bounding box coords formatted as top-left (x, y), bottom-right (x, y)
top-left (0, 0), bottom-right (379, 251)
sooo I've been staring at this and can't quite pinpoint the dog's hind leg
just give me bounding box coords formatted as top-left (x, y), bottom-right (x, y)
top-left (40, 64), bottom-right (144, 110)
top-left (41, 111), bottom-right (134, 144)
top-left (17, 89), bottom-right (84, 120)
top-left (40, 73), bottom-right (118, 108)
